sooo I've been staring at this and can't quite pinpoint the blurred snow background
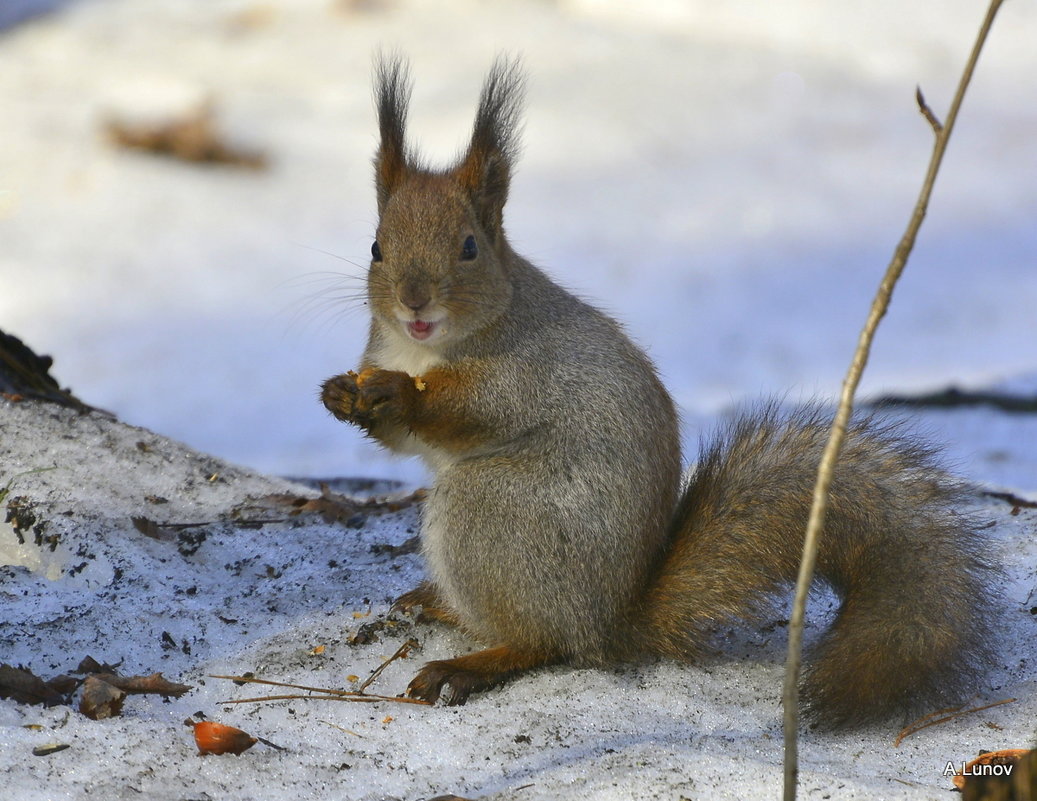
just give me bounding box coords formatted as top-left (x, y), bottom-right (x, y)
top-left (1, 0), bottom-right (1035, 486)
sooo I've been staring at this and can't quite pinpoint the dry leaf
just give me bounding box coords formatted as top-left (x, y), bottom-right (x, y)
top-left (75, 656), bottom-right (121, 674)
top-left (131, 516), bottom-right (176, 541)
top-left (105, 104), bottom-right (267, 169)
top-left (193, 721), bottom-right (258, 756)
top-left (79, 676), bottom-right (126, 720)
top-left (0, 664), bottom-right (68, 706)
top-left (92, 672), bottom-right (191, 697)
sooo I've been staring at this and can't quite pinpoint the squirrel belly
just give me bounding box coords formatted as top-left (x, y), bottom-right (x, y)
top-left (375, 255), bottom-right (683, 664)
top-left (319, 55), bottom-right (1000, 725)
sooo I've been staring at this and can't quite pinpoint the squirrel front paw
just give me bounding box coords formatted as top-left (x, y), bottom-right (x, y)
top-left (321, 368), bottom-right (419, 431)
top-left (321, 372), bottom-right (362, 422)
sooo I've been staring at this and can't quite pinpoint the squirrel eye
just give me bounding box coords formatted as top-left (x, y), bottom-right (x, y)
top-left (371, 240), bottom-right (383, 262)
top-left (460, 235), bottom-right (478, 261)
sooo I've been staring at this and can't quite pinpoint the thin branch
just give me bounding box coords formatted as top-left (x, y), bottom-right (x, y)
top-left (209, 671), bottom-right (433, 706)
top-left (915, 86), bottom-right (944, 134)
top-left (894, 698), bottom-right (1016, 747)
top-left (781, 2), bottom-right (1005, 799)
top-left (358, 637), bottom-right (419, 693)
top-left (209, 674), bottom-right (360, 696)
top-left (219, 692), bottom-right (432, 706)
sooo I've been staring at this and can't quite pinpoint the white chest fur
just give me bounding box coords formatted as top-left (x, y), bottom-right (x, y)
top-left (370, 327), bottom-right (446, 376)
top-left (367, 326), bottom-right (453, 470)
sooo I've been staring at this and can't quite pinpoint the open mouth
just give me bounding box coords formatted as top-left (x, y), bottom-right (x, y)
top-left (406, 319), bottom-right (438, 341)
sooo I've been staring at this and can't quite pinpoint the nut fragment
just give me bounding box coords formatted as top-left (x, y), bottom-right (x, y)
top-left (193, 721), bottom-right (258, 756)
top-left (354, 368), bottom-right (377, 387)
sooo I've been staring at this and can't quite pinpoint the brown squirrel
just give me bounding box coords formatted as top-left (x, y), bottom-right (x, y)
top-left (320, 56), bottom-right (998, 728)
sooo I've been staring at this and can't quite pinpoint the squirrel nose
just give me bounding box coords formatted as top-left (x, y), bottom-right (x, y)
top-left (398, 279), bottom-right (431, 313)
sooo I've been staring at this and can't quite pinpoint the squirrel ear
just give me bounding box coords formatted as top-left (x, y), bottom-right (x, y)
top-left (455, 57), bottom-right (525, 240)
top-left (373, 53), bottom-right (412, 215)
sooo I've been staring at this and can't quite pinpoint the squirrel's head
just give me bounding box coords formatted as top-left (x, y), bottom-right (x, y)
top-left (367, 55), bottom-right (524, 349)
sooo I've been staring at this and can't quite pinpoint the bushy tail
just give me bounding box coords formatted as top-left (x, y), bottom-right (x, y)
top-left (638, 405), bottom-right (999, 728)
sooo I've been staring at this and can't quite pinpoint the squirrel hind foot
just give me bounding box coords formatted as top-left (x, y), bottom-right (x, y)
top-left (406, 645), bottom-right (554, 705)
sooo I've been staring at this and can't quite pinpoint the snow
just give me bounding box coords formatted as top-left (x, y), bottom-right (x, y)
top-left (1, 0), bottom-right (1036, 799)
top-left (1, 399), bottom-right (1035, 800)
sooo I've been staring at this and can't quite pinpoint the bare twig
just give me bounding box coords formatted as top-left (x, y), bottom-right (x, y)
top-left (915, 86), bottom-right (944, 134)
top-left (781, 2), bottom-right (1006, 799)
top-left (319, 720), bottom-right (363, 737)
top-left (358, 637), bottom-right (419, 693)
top-left (219, 692), bottom-right (432, 706)
top-left (209, 674), bottom-right (358, 695)
top-left (210, 660), bottom-right (433, 707)
top-left (894, 698), bottom-right (1017, 747)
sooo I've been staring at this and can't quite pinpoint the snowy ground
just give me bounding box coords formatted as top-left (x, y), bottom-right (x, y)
top-left (1, 0), bottom-right (1036, 799)
top-left (1, 398), bottom-right (1035, 801)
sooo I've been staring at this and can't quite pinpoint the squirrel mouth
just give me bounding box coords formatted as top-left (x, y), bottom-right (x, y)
top-left (406, 320), bottom-right (438, 341)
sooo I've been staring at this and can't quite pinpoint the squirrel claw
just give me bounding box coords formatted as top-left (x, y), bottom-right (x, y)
top-left (320, 373), bottom-right (360, 422)
top-left (406, 660), bottom-right (474, 706)
top-left (392, 583), bottom-right (437, 615)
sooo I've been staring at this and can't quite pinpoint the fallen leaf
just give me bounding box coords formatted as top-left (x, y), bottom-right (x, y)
top-left (0, 664), bottom-right (67, 706)
top-left (79, 676), bottom-right (126, 720)
top-left (92, 672), bottom-right (191, 697)
top-left (105, 104), bottom-right (267, 169)
top-left (193, 721), bottom-right (258, 756)
top-left (45, 675), bottom-right (79, 695)
top-left (246, 484), bottom-right (426, 528)
top-left (75, 656), bottom-right (121, 674)
top-left (131, 516), bottom-right (176, 541)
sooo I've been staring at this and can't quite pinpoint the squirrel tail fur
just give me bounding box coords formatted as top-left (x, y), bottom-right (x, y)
top-left (635, 404), bottom-right (998, 729)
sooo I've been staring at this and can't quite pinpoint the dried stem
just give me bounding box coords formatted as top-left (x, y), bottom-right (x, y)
top-left (358, 637), bottom-right (419, 693)
top-left (894, 698), bottom-right (1017, 747)
top-left (209, 669), bottom-right (432, 707)
top-left (781, 2), bottom-right (1005, 799)
top-left (219, 692), bottom-right (432, 706)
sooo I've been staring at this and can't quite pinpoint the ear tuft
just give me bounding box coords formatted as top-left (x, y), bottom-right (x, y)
top-left (456, 56), bottom-right (526, 238)
top-left (373, 52), bottom-right (413, 214)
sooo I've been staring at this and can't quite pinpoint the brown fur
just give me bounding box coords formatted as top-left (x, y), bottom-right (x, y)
top-left (320, 56), bottom-right (1000, 727)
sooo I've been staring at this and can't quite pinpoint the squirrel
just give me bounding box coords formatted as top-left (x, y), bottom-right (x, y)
top-left (320, 56), bottom-right (999, 728)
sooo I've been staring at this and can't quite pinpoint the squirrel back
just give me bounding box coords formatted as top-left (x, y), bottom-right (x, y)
top-left (321, 55), bottom-right (1000, 726)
